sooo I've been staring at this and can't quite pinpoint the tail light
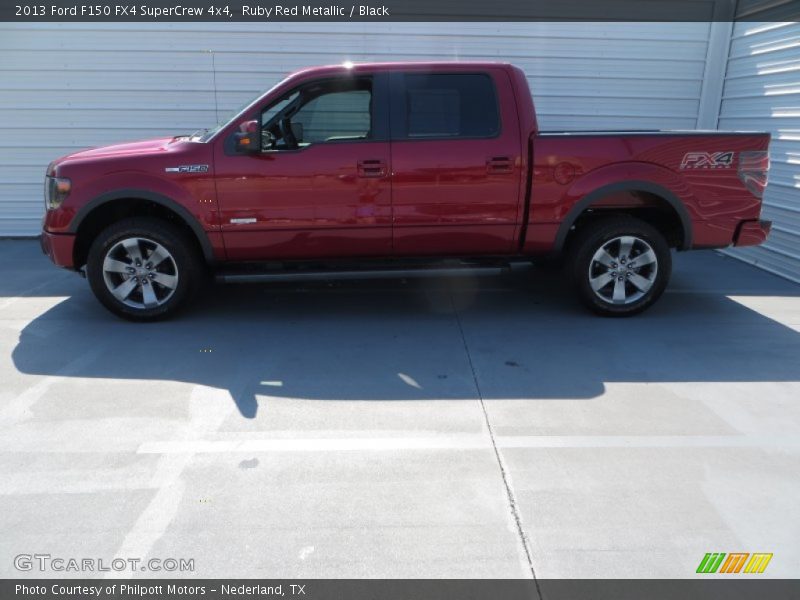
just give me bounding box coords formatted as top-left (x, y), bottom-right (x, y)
top-left (738, 151), bottom-right (770, 199)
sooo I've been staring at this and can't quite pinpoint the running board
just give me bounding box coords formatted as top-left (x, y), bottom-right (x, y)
top-left (215, 262), bottom-right (533, 284)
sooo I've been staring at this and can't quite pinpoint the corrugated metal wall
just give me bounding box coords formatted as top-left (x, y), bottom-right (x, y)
top-left (0, 22), bottom-right (713, 236)
top-left (719, 20), bottom-right (800, 283)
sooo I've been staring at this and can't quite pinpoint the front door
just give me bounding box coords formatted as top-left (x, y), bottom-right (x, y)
top-left (214, 74), bottom-right (391, 261)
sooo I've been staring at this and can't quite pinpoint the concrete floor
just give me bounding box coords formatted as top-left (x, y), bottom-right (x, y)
top-left (1, 239), bottom-right (799, 579)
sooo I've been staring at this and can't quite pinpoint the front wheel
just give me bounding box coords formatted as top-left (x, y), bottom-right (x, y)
top-left (568, 217), bottom-right (672, 317)
top-left (86, 217), bottom-right (201, 321)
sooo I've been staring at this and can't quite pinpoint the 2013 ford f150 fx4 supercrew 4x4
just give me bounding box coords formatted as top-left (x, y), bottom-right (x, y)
top-left (41, 62), bottom-right (772, 320)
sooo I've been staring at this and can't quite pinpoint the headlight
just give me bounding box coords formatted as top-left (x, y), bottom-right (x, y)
top-left (44, 175), bottom-right (71, 210)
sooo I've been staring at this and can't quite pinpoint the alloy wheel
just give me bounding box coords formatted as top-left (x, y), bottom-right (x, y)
top-left (101, 237), bottom-right (179, 309)
top-left (588, 235), bottom-right (658, 305)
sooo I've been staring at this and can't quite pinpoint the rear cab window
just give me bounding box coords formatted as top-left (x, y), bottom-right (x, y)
top-left (393, 72), bottom-right (501, 140)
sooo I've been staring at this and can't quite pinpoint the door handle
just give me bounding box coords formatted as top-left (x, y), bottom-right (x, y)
top-left (357, 159), bottom-right (388, 178)
top-left (486, 156), bottom-right (513, 174)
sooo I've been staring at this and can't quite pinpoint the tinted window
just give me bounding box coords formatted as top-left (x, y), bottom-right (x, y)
top-left (260, 78), bottom-right (373, 149)
top-left (404, 73), bottom-right (499, 139)
top-left (293, 88), bottom-right (371, 143)
top-left (261, 91), bottom-right (299, 128)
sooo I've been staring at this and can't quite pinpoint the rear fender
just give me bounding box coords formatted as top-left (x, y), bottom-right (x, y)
top-left (554, 162), bottom-right (695, 252)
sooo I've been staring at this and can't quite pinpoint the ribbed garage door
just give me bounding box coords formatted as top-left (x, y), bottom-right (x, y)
top-left (0, 22), bottom-right (717, 236)
top-left (719, 19), bottom-right (800, 283)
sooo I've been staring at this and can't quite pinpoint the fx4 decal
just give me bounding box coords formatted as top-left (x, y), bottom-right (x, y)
top-left (680, 152), bottom-right (735, 169)
top-left (165, 164), bottom-right (209, 173)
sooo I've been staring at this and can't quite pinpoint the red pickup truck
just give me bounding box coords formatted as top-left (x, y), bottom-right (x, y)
top-left (41, 62), bottom-right (771, 320)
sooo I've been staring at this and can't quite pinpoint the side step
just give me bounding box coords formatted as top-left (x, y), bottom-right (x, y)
top-left (215, 262), bottom-right (534, 284)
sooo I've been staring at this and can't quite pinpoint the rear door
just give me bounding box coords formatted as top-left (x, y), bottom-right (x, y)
top-left (389, 68), bottom-right (524, 255)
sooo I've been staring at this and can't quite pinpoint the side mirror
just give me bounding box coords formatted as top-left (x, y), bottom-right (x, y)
top-left (234, 120), bottom-right (260, 153)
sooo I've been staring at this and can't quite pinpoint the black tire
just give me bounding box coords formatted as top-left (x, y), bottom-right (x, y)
top-left (567, 216), bottom-right (672, 317)
top-left (86, 217), bottom-right (202, 321)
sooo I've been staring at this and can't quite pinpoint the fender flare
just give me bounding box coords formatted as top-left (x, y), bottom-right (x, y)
top-left (68, 188), bottom-right (216, 262)
top-left (553, 180), bottom-right (693, 252)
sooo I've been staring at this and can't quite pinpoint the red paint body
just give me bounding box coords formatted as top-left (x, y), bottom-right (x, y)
top-left (41, 62), bottom-right (771, 270)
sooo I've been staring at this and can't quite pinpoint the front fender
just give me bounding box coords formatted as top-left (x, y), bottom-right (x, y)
top-left (60, 170), bottom-right (214, 229)
top-left (67, 186), bottom-right (217, 263)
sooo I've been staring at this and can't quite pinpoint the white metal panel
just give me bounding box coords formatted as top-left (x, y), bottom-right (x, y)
top-left (718, 21), bottom-right (800, 283)
top-left (0, 21), bottom-right (711, 236)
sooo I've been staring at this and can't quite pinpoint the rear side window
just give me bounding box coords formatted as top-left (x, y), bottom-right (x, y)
top-left (402, 73), bottom-right (500, 139)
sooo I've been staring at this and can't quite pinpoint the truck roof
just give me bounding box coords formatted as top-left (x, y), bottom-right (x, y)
top-left (288, 61), bottom-right (515, 78)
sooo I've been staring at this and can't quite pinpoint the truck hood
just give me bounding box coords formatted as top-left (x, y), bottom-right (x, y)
top-left (52, 137), bottom-right (180, 167)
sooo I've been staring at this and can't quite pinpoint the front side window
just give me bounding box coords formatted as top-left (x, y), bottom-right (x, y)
top-left (261, 92), bottom-right (299, 128)
top-left (403, 73), bottom-right (499, 139)
top-left (293, 90), bottom-right (371, 143)
top-left (261, 78), bottom-right (372, 150)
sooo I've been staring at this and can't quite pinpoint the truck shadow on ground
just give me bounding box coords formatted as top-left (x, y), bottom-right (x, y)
top-left (9, 251), bottom-right (800, 419)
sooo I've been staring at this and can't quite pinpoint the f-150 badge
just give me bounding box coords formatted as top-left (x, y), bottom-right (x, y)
top-left (165, 165), bottom-right (209, 173)
top-left (680, 152), bottom-right (734, 169)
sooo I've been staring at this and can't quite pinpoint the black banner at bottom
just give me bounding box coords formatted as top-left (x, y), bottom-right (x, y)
top-left (3, 579), bottom-right (800, 600)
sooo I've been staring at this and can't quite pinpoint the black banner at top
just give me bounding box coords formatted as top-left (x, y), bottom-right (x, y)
top-left (2, 0), bottom-right (800, 22)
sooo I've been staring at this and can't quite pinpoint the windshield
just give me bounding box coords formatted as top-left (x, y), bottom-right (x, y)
top-left (192, 92), bottom-right (263, 142)
top-left (194, 80), bottom-right (286, 142)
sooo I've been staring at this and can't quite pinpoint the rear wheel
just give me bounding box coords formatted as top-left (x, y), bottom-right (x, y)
top-left (568, 217), bottom-right (671, 317)
top-left (86, 217), bottom-right (201, 321)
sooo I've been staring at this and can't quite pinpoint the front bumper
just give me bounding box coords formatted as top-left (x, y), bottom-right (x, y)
top-left (733, 219), bottom-right (772, 247)
top-left (40, 230), bottom-right (76, 268)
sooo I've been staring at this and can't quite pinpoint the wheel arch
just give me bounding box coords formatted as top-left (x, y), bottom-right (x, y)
top-left (69, 189), bottom-right (215, 268)
top-left (554, 180), bottom-right (693, 254)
